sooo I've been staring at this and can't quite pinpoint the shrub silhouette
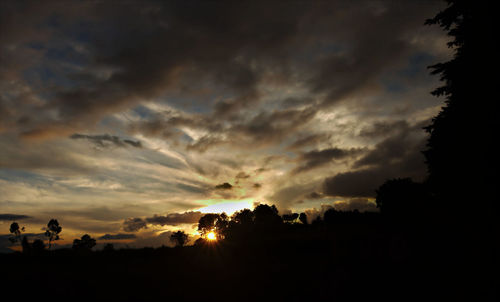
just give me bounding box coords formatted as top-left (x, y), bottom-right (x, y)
top-left (72, 234), bottom-right (96, 251)
top-left (31, 239), bottom-right (45, 254)
top-left (170, 231), bottom-right (189, 247)
top-left (299, 213), bottom-right (308, 225)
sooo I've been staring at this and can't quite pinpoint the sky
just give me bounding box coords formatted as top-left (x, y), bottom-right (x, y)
top-left (0, 0), bottom-right (451, 251)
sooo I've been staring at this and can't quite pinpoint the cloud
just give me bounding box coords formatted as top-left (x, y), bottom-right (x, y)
top-left (307, 192), bottom-right (323, 199)
top-left (122, 211), bottom-right (203, 232)
top-left (286, 133), bottom-right (332, 150)
top-left (0, 214), bottom-right (32, 221)
top-left (0, 0), bottom-right (449, 247)
top-left (215, 183), bottom-right (233, 190)
top-left (323, 129), bottom-right (427, 197)
top-left (145, 211), bottom-right (203, 226)
top-left (123, 217), bottom-right (147, 232)
top-left (235, 172), bottom-right (250, 179)
top-left (98, 233), bottom-right (137, 240)
top-left (358, 120), bottom-right (410, 138)
top-left (292, 147), bottom-right (365, 174)
top-left (70, 134), bottom-right (142, 148)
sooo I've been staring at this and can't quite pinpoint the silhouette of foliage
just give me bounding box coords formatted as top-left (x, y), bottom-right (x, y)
top-left (375, 178), bottom-right (430, 221)
top-left (253, 204), bottom-right (281, 226)
top-left (198, 213), bottom-right (228, 239)
top-left (423, 0), bottom-right (494, 222)
top-left (103, 243), bottom-right (114, 252)
top-left (232, 208), bottom-right (254, 225)
top-left (282, 213), bottom-right (299, 223)
top-left (31, 239), bottom-right (45, 254)
top-left (299, 212), bottom-right (308, 225)
top-left (8, 222), bottom-right (25, 244)
top-left (45, 219), bottom-right (62, 249)
top-left (170, 231), bottom-right (189, 247)
top-left (72, 234), bottom-right (96, 251)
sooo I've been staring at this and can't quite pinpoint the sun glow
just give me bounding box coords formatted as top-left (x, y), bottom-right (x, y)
top-left (206, 232), bottom-right (216, 241)
top-left (197, 199), bottom-right (254, 215)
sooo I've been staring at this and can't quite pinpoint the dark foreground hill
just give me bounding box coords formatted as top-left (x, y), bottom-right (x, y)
top-left (1, 222), bottom-right (493, 302)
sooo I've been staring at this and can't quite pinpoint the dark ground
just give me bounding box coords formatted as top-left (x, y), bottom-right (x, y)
top-left (1, 222), bottom-right (494, 302)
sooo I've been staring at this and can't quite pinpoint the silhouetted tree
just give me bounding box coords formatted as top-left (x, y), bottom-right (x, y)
top-left (8, 222), bottom-right (25, 244)
top-left (323, 208), bottom-right (339, 224)
top-left (423, 0), bottom-right (495, 223)
top-left (31, 239), bottom-right (45, 254)
top-left (375, 178), bottom-right (429, 221)
top-left (103, 243), bottom-right (114, 252)
top-left (45, 219), bottom-right (62, 249)
top-left (232, 208), bottom-right (254, 225)
top-left (299, 213), bottom-right (308, 225)
top-left (194, 237), bottom-right (206, 246)
top-left (311, 215), bottom-right (322, 226)
top-left (198, 213), bottom-right (228, 239)
top-left (72, 234), bottom-right (96, 251)
top-left (170, 231), bottom-right (189, 247)
top-left (21, 236), bottom-right (31, 254)
top-left (253, 204), bottom-right (281, 226)
top-left (282, 213), bottom-right (299, 223)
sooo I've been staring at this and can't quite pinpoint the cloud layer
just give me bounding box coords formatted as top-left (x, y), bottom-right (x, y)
top-left (0, 0), bottom-right (450, 247)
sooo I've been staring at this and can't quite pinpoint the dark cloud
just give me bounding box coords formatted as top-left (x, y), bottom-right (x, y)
top-left (122, 211), bottom-right (203, 232)
top-left (231, 107), bottom-right (317, 147)
top-left (1, 0), bottom-right (442, 141)
top-left (235, 172), bottom-right (250, 179)
top-left (70, 134), bottom-right (142, 148)
top-left (123, 217), bottom-right (147, 232)
top-left (287, 133), bottom-right (332, 150)
top-left (145, 211), bottom-right (203, 226)
top-left (269, 181), bottom-right (320, 209)
top-left (307, 1), bottom-right (441, 107)
top-left (307, 192), bottom-right (324, 199)
top-left (0, 214), bottom-right (32, 221)
top-left (358, 120), bottom-right (410, 138)
top-left (323, 130), bottom-right (427, 197)
top-left (292, 147), bottom-right (364, 174)
top-left (215, 183), bottom-right (233, 190)
top-left (98, 233), bottom-right (137, 240)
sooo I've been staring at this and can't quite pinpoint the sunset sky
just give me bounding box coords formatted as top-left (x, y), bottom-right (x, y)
top-left (0, 0), bottom-right (451, 250)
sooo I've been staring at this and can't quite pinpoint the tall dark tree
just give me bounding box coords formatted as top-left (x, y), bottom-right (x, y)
top-left (424, 2), bottom-right (494, 299)
top-left (424, 1), bottom-right (495, 223)
top-left (8, 222), bottom-right (24, 244)
top-left (45, 219), bottom-right (62, 249)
